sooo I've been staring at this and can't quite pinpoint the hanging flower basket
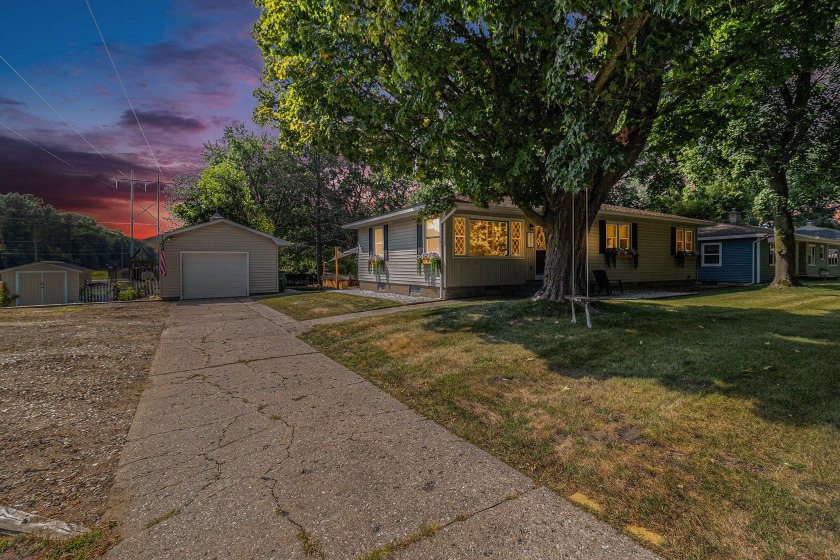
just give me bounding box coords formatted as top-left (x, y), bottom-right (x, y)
top-left (368, 255), bottom-right (385, 274)
top-left (605, 248), bottom-right (639, 269)
top-left (417, 252), bottom-right (442, 275)
top-left (675, 250), bottom-right (700, 268)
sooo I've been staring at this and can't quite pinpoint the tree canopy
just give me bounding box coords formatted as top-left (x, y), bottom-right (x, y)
top-left (253, 0), bottom-right (749, 298)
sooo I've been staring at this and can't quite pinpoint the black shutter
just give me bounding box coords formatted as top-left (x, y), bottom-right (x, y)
top-left (383, 224), bottom-right (389, 260)
top-left (417, 222), bottom-right (423, 255)
top-left (670, 226), bottom-right (677, 255)
top-left (598, 220), bottom-right (607, 254)
top-left (631, 223), bottom-right (638, 251)
top-left (368, 227), bottom-right (373, 256)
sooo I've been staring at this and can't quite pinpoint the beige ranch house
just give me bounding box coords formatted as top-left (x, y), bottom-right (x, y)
top-left (343, 202), bottom-right (709, 299)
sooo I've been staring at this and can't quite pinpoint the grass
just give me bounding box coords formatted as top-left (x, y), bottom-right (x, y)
top-left (296, 528), bottom-right (325, 558)
top-left (259, 292), bottom-right (402, 321)
top-left (357, 525), bottom-right (441, 560)
top-left (304, 281), bottom-right (840, 560)
top-left (143, 508), bottom-right (181, 529)
top-left (0, 525), bottom-right (118, 559)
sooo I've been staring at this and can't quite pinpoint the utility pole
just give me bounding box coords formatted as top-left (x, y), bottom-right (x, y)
top-left (129, 169), bottom-right (135, 257)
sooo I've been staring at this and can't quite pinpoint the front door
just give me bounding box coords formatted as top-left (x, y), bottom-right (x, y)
top-left (535, 227), bottom-right (546, 278)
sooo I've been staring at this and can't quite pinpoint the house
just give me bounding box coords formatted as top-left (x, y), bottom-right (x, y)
top-left (144, 214), bottom-right (291, 300)
top-left (698, 213), bottom-right (840, 283)
top-left (342, 202), bottom-right (709, 299)
top-left (0, 261), bottom-right (93, 306)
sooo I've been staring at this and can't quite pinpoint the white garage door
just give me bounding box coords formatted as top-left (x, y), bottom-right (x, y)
top-left (181, 252), bottom-right (248, 300)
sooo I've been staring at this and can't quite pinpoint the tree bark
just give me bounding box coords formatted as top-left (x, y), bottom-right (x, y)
top-left (534, 189), bottom-right (604, 301)
top-left (768, 167), bottom-right (801, 287)
top-left (314, 153), bottom-right (324, 287)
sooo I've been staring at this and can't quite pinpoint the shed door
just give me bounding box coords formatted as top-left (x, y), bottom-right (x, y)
top-left (16, 271), bottom-right (67, 306)
top-left (181, 252), bottom-right (248, 300)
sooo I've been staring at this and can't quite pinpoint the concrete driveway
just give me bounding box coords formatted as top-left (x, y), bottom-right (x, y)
top-left (108, 299), bottom-right (659, 559)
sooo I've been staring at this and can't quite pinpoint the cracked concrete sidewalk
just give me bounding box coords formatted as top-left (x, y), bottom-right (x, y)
top-left (108, 299), bottom-right (659, 559)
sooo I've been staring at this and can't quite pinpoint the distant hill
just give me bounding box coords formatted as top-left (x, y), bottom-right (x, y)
top-left (0, 192), bottom-right (144, 270)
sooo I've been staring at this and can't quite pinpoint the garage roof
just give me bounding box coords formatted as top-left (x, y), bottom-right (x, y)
top-left (0, 260), bottom-right (94, 274)
top-left (144, 215), bottom-right (292, 247)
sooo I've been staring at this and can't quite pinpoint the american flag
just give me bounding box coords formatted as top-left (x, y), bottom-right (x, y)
top-left (159, 248), bottom-right (167, 277)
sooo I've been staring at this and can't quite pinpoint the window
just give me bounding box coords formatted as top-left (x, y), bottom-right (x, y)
top-left (511, 221), bottom-right (522, 257)
top-left (424, 218), bottom-right (440, 253)
top-left (373, 227), bottom-right (385, 258)
top-left (819, 245), bottom-right (825, 261)
top-left (769, 244), bottom-right (776, 266)
top-left (829, 249), bottom-right (838, 266)
top-left (469, 219), bottom-right (509, 256)
top-left (676, 228), bottom-right (694, 252)
top-left (535, 226), bottom-right (546, 250)
top-left (702, 243), bottom-right (721, 266)
top-left (606, 222), bottom-right (632, 250)
top-left (807, 244), bottom-right (816, 266)
top-left (454, 217), bottom-right (467, 255)
top-left (454, 217), bottom-right (524, 257)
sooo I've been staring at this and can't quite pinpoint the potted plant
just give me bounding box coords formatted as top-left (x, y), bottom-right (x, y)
top-left (676, 249), bottom-right (700, 268)
top-left (417, 252), bottom-right (442, 275)
top-left (368, 255), bottom-right (385, 274)
top-left (818, 266), bottom-right (829, 278)
top-left (605, 247), bottom-right (639, 269)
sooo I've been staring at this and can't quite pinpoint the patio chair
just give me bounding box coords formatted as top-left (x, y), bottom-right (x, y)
top-left (593, 269), bottom-right (624, 297)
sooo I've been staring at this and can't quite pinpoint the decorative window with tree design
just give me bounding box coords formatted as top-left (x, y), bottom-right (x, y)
top-left (535, 226), bottom-right (546, 250)
top-left (453, 217), bottom-right (523, 257)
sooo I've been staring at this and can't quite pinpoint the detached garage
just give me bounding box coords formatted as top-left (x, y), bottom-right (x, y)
top-left (0, 261), bottom-right (93, 306)
top-left (148, 214), bottom-right (290, 301)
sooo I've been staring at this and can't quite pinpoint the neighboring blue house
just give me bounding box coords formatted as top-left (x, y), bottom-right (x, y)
top-left (698, 212), bottom-right (840, 283)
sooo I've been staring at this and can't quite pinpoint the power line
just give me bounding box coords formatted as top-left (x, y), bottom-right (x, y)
top-left (0, 52), bottom-right (108, 159)
top-left (0, 121), bottom-right (74, 167)
top-left (85, 0), bottom-right (163, 177)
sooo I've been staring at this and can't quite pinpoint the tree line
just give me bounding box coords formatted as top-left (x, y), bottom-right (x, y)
top-left (0, 193), bottom-right (139, 271)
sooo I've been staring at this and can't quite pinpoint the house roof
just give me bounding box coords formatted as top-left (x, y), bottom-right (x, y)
top-left (598, 205), bottom-right (711, 225)
top-left (796, 223), bottom-right (840, 241)
top-left (698, 222), bottom-right (773, 239)
top-left (144, 216), bottom-right (292, 247)
top-left (0, 260), bottom-right (94, 274)
top-left (699, 221), bottom-right (839, 244)
top-left (342, 201), bottom-right (709, 229)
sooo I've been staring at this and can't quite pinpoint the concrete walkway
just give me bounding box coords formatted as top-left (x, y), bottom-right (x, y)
top-left (108, 299), bottom-right (659, 559)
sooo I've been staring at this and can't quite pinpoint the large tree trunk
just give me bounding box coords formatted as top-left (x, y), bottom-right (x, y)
top-left (534, 189), bottom-right (604, 301)
top-left (768, 167), bottom-right (801, 288)
top-left (314, 153), bottom-right (324, 287)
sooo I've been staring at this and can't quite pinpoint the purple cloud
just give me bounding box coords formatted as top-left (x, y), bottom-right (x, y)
top-left (118, 110), bottom-right (206, 132)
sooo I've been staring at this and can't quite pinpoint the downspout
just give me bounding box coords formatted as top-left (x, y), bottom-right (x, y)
top-left (439, 209), bottom-right (457, 299)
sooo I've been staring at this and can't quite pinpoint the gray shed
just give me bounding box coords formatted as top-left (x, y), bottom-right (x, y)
top-left (146, 215), bottom-right (291, 300)
top-left (0, 261), bottom-right (94, 306)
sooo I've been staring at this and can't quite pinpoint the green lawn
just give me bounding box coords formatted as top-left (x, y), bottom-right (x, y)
top-left (304, 281), bottom-right (840, 560)
top-left (259, 291), bottom-right (403, 321)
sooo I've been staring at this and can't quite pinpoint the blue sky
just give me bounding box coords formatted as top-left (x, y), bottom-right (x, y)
top-left (0, 0), bottom-right (263, 236)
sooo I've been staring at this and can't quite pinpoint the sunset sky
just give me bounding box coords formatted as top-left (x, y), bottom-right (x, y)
top-left (0, 0), bottom-right (264, 238)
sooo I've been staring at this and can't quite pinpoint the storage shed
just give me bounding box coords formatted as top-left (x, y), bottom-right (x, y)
top-left (147, 215), bottom-right (291, 300)
top-left (0, 261), bottom-right (94, 306)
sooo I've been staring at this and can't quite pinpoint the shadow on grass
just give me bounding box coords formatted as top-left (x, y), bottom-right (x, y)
top-left (416, 286), bottom-right (840, 429)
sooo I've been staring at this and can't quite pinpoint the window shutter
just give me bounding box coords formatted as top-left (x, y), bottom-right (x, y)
top-left (383, 224), bottom-right (389, 260)
top-left (598, 220), bottom-right (607, 254)
top-left (670, 226), bottom-right (677, 255)
top-left (417, 222), bottom-right (423, 255)
top-left (368, 228), bottom-right (373, 256)
top-left (631, 223), bottom-right (638, 251)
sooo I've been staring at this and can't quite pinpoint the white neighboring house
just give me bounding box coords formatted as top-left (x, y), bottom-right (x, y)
top-left (144, 214), bottom-right (291, 300)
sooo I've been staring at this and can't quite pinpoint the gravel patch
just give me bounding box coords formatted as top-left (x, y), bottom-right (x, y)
top-left (0, 302), bottom-right (169, 528)
top-left (339, 288), bottom-right (435, 304)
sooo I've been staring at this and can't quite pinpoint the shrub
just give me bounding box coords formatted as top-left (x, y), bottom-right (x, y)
top-left (0, 281), bottom-right (18, 307)
top-left (115, 287), bottom-right (138, 301)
